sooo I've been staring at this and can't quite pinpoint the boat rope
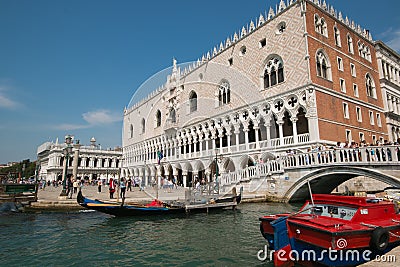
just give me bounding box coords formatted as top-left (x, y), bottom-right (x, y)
top-left (360, 222), bottom-right (378, 228)
top-left (389, 231), bottom-right (400, 239)
top-left (360, 222), bottom-right (400, 239)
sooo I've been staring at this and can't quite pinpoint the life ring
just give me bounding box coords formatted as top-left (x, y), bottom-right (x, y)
top-left (370, 227), bottom-right (390, 252)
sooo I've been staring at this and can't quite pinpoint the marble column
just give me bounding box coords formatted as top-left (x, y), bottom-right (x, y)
top-left (291, 118), bottom-right (298, 144)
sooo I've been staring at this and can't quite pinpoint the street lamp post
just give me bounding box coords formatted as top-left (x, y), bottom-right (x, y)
top-left (214, 148), bottom-right (223, 194)
top-left (60, 135), bottom-right (73, 196)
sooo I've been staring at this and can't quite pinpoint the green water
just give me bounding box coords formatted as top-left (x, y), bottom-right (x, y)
top-left (0, 203), bottom-right (298, 267)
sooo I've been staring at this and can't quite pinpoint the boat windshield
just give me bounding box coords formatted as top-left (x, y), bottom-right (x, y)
top-left (300, 204), bottom-right (358, 220)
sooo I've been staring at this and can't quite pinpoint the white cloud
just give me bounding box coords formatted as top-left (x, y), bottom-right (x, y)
top-left (54, 109), bottom-right (121, 130)
top-left (386, 31), bottom-right (400, 53)
top-left (82, 109), bottom-right (121, 125)
top-left (0, 87), bottom-right (19, 109)
top-left (379, 27), bottom-right (400, 53)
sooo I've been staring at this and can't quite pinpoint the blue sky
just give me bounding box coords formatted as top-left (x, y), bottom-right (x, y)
top-left (0, 0), bottom-right (399, 164)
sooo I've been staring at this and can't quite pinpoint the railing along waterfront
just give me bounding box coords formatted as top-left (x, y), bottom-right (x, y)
top-left (281, 145), bottom-right (400, 169)
top-left (219, 145), bottom-right (400, 189)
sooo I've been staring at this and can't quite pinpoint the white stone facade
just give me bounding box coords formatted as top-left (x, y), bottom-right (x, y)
top-left (375, 41), bottom-right (400, 143)
top-left (37, 138), bottom-right (122, 182)
top-left (122, 1), bottom-right (315, 188)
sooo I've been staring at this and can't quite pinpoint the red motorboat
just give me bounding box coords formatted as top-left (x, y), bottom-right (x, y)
top-left (260, 194), bottom-right (400, 266)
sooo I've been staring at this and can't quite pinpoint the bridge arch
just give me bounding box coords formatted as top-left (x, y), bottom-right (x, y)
top-left (285, 166), bottom-right (400, 202)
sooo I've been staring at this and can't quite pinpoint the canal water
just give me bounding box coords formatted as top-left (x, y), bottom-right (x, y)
top-left (0, 203), bottom-right (298, 267)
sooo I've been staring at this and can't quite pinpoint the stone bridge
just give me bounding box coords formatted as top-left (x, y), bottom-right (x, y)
top-left (219, 145), bottom-right (400, 202)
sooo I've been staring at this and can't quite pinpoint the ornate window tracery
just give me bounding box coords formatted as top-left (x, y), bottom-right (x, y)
top-left (264, 57), bottom-right (284, 89)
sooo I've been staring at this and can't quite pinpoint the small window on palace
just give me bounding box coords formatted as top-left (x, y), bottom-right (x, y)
top-left (366, 74), bottom-right (377, 98)
top-left (356, 106), bottom-right (362, 122)
top-left (314, 14), bottom-right (327, 37)
top-left (353, 84), bottom-right (359, 97)
top-left (155, 110), bottom-right (161, 127)
top-left (240, 46), bottom-right (247, 56)
top-left (316, 51), bottom-right (331, 80)
top-left (277, 21), bottom-right (286, 34)
top-left (347, 34), bottom-right (354, 54)
top-left (228, 58), bottom-right (233, 66)
top-left (343, 102), bottom-right (349, 119)
top-left (218, 80), bottom-right (231, 106)
top-left (334, 26), bottom-right (341, 46)
top-left (259, 38), bottom-right (267, 48)
top-left (130, 124), bottom-right (134, 138)
top-left (263, 56), bottom-right (284, 89)
top-left (141, 118), bottom-right (146, 134)
top-left (337, 57), bottom-right (344, 71)
top-left (358, 42), bottom-right (372, 62)
top-left (340, 78), bottom-right (346, 93)
top-left (350, 63), bottom-right (356, 77)
top-left (369, 110), bottom-right (374, 125)
top-left (376, 113), bottom-right (382, 127)
top-left (189, 91), bottom-right (198, 113)
top-left (346, 129), bottom-right (352, 143)
top-left (359, 132), bottom-right (365, 142)
top-left (372, 135), bottom-right (377, 145)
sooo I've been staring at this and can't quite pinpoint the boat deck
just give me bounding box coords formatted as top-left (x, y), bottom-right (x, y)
top-left (184, 201), bottom-right (238, 211)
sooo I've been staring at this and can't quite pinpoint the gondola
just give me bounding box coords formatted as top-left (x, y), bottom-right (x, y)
top-left (77, 187), bottom-right (242, 217)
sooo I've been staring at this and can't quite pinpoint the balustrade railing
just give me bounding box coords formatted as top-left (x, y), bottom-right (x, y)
top-left (219, 145), bottom-right (400, 191)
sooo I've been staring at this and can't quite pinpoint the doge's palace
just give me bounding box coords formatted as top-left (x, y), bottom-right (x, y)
top-left (122, 0), bottom-right (393, 189)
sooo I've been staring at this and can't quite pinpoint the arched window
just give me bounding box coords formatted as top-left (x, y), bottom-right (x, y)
top-left (365, 74), bottom-right (376, 98)
top-left (141, 118), bottom-right (145, 134)
top-left (347, 34), bottom-right (354, 54)
top-left (189, 91), bottom-right (197, 112)
top-left (130, 124), bottom-right (133, 138)
top-left (314, 14), bottom-right (327, 36)
top-left (358, 42), bottom-right (371, 62)
top-left (264, 57), bottom-right (284, 89)
top-left (169, 108), bottom-right (176, 123)
top-left (218, 80), bottom-right (230, 106)
top-left (316, 50), bottom-right (331, 80)
top-left (334, 26), bottom-right (341, 46)
top-left (314, 14), bottom-right (321, 33)
top-left (155, 110), bottom-right (161, 127)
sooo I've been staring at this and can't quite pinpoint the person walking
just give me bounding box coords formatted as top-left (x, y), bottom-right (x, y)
top-left (97, 179), bottom-right (102, 194)
top-left (120, 178), bottom-right (126, 199)
top-left (109, 178), bottom-right (115, 199)
top-left (73, 179), bottom-right (78, 194)
top-left (67, 176), bottom-right (74, 199)
top-left (127, 178), bottom-right (132, 192)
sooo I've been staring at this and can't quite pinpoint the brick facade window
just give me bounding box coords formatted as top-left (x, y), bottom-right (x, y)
top-left (365, 73), bottom-right (377, 98)
top-left (316, 50), bottom-right (331, 80)
top-left (347, 34), bottom-right (354, 54)
top-left (334, 26), bottom-right (341, 46)
top-left (314, 14), bottom-right (328, 37)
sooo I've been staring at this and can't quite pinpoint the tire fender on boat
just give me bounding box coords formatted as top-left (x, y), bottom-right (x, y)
top-left (370, 227), bottom-right (390, 252)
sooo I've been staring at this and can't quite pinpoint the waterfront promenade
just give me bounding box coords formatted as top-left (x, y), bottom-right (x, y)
top-left (29, 184), bottom-right (187, 210)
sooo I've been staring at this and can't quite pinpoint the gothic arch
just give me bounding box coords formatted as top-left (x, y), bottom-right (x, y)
top-left (365, 73), bottom-right (377, 98)
top-left (239, 154), bottom-right (256, 169)
top-left (189, 91), bottom-right (198, 113)
top-left (315, 49), bottom-right (332, 80)
top-left (261, 54), bottom-right (285, 89)
top-left (155, 110), bottom-right (161, 127)
top-left (284, 166), bottom-right (400, 202)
